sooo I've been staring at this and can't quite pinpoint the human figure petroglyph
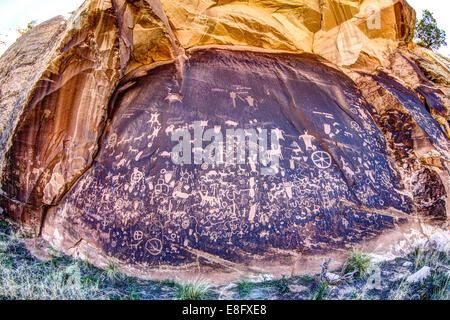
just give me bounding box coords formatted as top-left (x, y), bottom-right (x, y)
top-left (147, 112), bottom-right (161, 125)
top-left (147, 127), bottom-right (161, 141)
top-left (230, 92), bottom-right (237, 108)
top-left (107, 133), bottom-right (118, 149)
top-left (245, 96), bottom-right (255, 107)
top-left (299, 131), bottom-right (315, 150)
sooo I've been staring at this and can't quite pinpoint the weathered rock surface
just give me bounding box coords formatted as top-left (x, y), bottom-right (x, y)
top-left (406, 266), bottom-right (431, 284)
top-left (0, 1), bottom-right (121, 227)
top-left (0, 16), bottom-right (67, 173)
top-left (0, 0), bottom-right (448, 281)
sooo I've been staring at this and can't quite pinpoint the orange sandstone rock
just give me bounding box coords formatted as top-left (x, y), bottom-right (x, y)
top-left (0, 0), bottom-right (447, 282)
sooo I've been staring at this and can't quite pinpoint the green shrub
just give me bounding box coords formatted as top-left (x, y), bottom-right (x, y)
top-left (415, 10), bottom-right (447, 50)
top-left (342, 251), bottom-right (372, 277)
top-left (311, 282), bottom-right (329, 300)
top-left (175, 280), bottom-right (210, 300)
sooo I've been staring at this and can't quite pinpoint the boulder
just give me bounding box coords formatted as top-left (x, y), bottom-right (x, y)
top-left (406, 266), bottom-right (431, 284)
top-left (0, 0), bottom-right (448, 282)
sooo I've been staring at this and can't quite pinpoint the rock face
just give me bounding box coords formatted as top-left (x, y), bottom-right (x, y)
top-left (0, 0), bottom-right (448, 281)
top-left (0, 2), bottom-right (121, 227)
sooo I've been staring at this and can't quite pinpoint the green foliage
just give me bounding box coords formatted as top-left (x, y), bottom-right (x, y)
top-left (298, 274), bottom-right (315, 283)
top-left (411, 244), bottom-right (449, 271)
top-left (17, 21), bottom-right (36, 36)
top-left (391, 279), bottom-right (409, 300)
top-left (415, 10), bottom-right (447, 50)
top-left (161, 279), bottom-right (177, 288)
top-left (420, 271), bottom-right (449, 300)
top-left (126, 287), bottom-right (142, 300)
top-left (393, 244), bottom-right (450, 300)
top-left (0, 231), bottom-right (107, 299)
top-left (236, 276), bottom-right (291, 298)
top-left (0, 221), bottom-right (182, 300)
top-left (236, 280), bottom-right (253, 298)
top-left (310, 282), bottom-right (329, 300)
top-left (274, 276), bottom-right (290, 294)
top-left (342, 251), bottom-right (372, 277)
top-left (412, 244), bottom-right (425, 270)
top-left (393, 269), bottom-right (449, 300)
top-left (104, 261), bottom-right (122, 282)
top-left (1, 216), bottom-right (448, 300)
top-left (350, 291), bottom-right (362, 300)
top-left (175, 280), bottom-right (210, 300)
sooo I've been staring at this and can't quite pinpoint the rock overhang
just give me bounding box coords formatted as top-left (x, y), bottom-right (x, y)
top-left (0, 0), bottom-right (448, 281)
top-left (42, 49), bottom-right (414, 268)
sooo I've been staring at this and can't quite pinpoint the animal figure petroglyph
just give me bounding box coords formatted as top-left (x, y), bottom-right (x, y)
top-left (199, 191), bottom-right (220, 207)
top-left (134, 133), bottom-right (145, 142)
top-left (98, 229), bottom-right (111, 243)
top-left (173, 190), bottom-right (190, 200)
top-left (129, 146), bottom-right (139, 153)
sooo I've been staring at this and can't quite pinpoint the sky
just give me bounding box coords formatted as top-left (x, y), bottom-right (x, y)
top-left (0, 0), bottom-right (83, 54)
top-left (0, 0), bottom-right (449, 56)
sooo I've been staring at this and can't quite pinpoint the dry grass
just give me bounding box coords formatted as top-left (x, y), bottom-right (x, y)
top-left (1, 218), bottom-right (448, 301)
top-left (391, 243), bottom-right (449, 300)
top-left (0, 219), bottom-right (153, 300)
top-left (0, 226), bottom-right (111, 299)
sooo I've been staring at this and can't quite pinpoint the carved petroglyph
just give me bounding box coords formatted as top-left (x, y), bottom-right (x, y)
top-left (47, 50), bottom-right (421, 268)
top-left (145, 238), bottom-right (163, 256)
top-left (311, 151), bottom-right (332, 169)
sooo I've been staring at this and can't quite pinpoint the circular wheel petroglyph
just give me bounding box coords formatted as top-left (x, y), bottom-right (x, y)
top-left (311, 151), bottom-right (332, 169)
top-left (145, 238), bottom-right (163, 256)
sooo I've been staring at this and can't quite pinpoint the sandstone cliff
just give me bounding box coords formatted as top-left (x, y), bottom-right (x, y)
top-left (0, 0), bottom-right (448, 281)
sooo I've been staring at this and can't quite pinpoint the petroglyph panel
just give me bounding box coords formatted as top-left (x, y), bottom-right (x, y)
top-left (46, 50), bottom-right (415, 267)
